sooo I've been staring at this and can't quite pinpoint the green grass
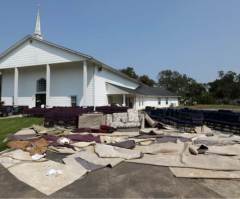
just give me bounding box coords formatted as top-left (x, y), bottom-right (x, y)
top-left (179, 104), bottom-right (240, 110)
top-left (0, 117), bottom-right (43, 151)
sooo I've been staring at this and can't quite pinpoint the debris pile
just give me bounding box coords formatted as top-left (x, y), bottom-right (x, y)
top-left (1, 111), bottom-right (240, 195)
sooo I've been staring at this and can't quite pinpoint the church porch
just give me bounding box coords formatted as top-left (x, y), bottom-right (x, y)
top-left (0, 60), bottom-right (93, 108)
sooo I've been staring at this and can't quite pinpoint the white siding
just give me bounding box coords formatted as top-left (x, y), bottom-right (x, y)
top-left (48, 62), bottom-right (93, 107)
top-left (135, 96), bottom-right (179, 110)
top-left (17, 97), bottom-right (35, 107)
top-left (18, 66), bottom-right (45, 107)
top-left (106, 83), bottom-right (130, 94)
top-left (1, 69), bottom-right (14, 105)
top-left (50, 63), bottom-right (83, 107)
top-left (1, 62), bottom-right (95, 107)
top-left (94, 68), bottom-right (139, 106)
top-left (0, 39), bottom-right (84, 69)
top-left (49, 97), bottom-right (71, 107)
top-left (85, 63), bottom-right (94, 106)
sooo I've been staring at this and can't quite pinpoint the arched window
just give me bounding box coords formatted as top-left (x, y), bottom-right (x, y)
top-left (36, 78), bottom-right (46, 92)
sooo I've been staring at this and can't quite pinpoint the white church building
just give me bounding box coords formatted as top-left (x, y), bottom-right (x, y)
top-left (0, 11), bottom-right (179, 110)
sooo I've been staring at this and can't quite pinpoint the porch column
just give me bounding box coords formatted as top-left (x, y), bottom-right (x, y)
top-left (13, 67), bottom-right (19, 106)
top-left (82, 60), bottom-right (87, 106)
top-left (123, 94), bottom-right (126, 106)
top-left (46, 64), bottom-right (50, 107)
top-left (93, 65), bottom-right (97, 111)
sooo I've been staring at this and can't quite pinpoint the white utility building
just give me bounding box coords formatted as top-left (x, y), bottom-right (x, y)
top-left (0, 11), bottom-right (179, 109)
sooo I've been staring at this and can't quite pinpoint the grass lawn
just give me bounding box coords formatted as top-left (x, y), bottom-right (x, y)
top-left (0, 117), bottom-right (43, 151)
top-left (179, 104), bottom-right (240, 111)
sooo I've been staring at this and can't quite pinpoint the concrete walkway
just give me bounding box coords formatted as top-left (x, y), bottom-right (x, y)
top-left (0, 162), bottom-right (240, 198)
top-left (0, 114), bottom-right (23, 120)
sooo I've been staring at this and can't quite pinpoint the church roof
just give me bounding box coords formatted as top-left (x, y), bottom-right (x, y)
top-left (107, 83), bottom-right (179, 97)
top-left (0, 35), bottom-right (140, 84)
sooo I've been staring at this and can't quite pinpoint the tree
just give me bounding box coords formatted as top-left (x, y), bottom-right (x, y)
top-left (208, 70), bottom-right (240, 103)
top-left (119, 67), bottom-right (138, 79)
top-left (138, 75), bottom-right (156, 87)
top-left (158, 70), bottom-right (208, 104)
top-left (120, 67), bottom-right (156, 86)
top-left (158, 70), bottom-right (189, 95)
top-left (120, 67), bottom-right (240, 105)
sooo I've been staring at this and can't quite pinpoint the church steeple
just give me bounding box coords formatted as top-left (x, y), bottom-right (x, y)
top-left (34, 7), bottom-right (43, 39)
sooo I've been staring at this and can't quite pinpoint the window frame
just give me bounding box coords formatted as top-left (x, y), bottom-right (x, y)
top-left (36, 78), bottom-right (46, 93)
top-left (71, 95), bottom-right (77, 107)
top-left (166, 97), bottom-right (169, 105)
top-left (158, 97), bottom-right (161, 105)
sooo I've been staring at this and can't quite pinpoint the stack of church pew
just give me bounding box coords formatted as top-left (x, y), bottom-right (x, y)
top-left (145, 107), bottom-right (204, 128)
top-left (146, 107), bottom-right (240, 133)
top-left (203, 110), bottom-right (240, 132)
top-left (24, 106), bottom-right (128, 127)
top-left (96, 106), bottom-right (128, 114)
top-left (44, 106), bottom-right (129, 127)
top-left (23, 107), bottom-right (49, 117)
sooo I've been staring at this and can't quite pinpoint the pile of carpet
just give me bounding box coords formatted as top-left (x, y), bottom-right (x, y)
top-left (1, 123), bottom-right (240, 195)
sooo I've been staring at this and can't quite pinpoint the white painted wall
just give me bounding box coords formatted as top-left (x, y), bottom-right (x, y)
top-left (85, 62), bottom-right (94, 106)
top-left (49, 63), bottom-right (83, 107)
top-left (94, 67), bottom-right (139, 106)
top-left (1, 62), bottom-right (95, 107)
top-left (135, 95), bottom-right (179, 110)
top-left (1, 69), bottom-right (14, 105)
top-left (18, 66), bottom-right (45, 107)
top-left (0, 39), bottom-right (84, 69)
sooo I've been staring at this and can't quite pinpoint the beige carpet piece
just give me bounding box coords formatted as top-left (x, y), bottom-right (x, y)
top-left (15, 129), bottom-right (36, 135)
top-left (127, 152), bottom-right (240, 171)
top-left (193, 134), bottom-right (240, 146)
top-left (141, 128), bottom-right (197, 139)
top-left (48, 146), bottom-right (76, 154)
top-left (130, 138), bottom-right (156, 146)
top-left (72, 141), bottom-right (96, 148)
top-left (183, 153), bottom-right (240, 170)
top-left (8, 159), bottom-right (87, 196)
top-left (81, 131), bottom-right (140, 137)
top-left (170, 167), bottom-right (240, 179)
top-left (127, 153), bottom-right (181, 167)
top-left (31, 125), bottom-right (51, 134)
top-left (134, 142), bottom-right (185, 155)
top-left (195, 125), bottom-right (213, 134)
top-left (0, 149), bottom-right (44, 168)
top-left (67, 147), bottom-right (124, 167)
top-left (207, 144), bottom-right (240, 156)
top-left (63, 157), bottom-right (90, 171)
top-left (95, 143), bottom-right (141, 160)
top-left (100, 136), bottom-right (127, 144)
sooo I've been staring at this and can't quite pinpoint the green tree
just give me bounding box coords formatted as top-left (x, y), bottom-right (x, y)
top-left (120, 67), bottom-right (156, 86)
top-left (158, 70), bottom-right (208, 104)
top-left (208, 70), bottom-right (240, 103)
top-left (120, 67), bottom-right (138, 79)
top-left (158, 70), bottom-right (189, 95)
top-left (138, 75), bottom-right (156, 87)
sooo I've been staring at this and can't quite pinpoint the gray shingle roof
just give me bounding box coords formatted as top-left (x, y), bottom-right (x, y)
top-left (135, 85), bottom-right (178, 96)
top-left (107, 83), bottom-right (178, 97)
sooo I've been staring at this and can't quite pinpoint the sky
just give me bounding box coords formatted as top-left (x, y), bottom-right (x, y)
top-left (0, 0), bottom-right (240, 83)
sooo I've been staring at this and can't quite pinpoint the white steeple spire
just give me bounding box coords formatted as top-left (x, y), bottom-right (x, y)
top-left (34, 7), bottom-right (43, 39)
